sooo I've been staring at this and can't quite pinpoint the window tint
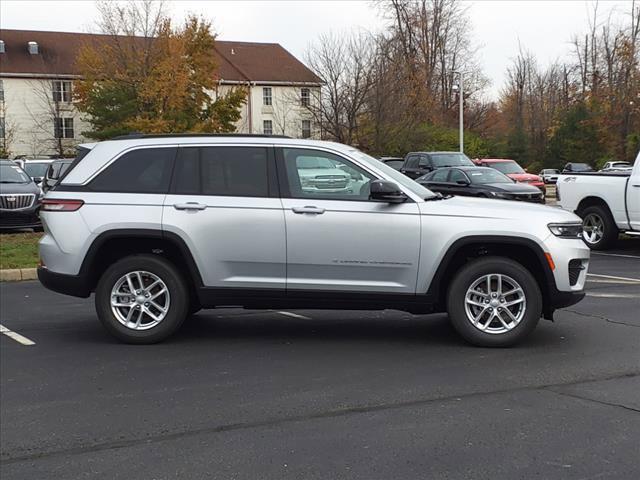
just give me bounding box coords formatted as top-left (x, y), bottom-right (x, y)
top-left (449, 169), bottom-right (469, 183)
top-left (419, 155), bottom-right (431, 167)
top-left (282, 148), bottom-right (375, 201)
top-left (90, 147), bottom-right (175, 193)
top-left (431, 169), bottom-right (449, 182)
top-left (406, 155), bottom-right (419, 168)
top-left (172, 147), bottom-right (269, 197)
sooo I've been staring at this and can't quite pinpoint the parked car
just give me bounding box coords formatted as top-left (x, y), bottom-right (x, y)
top-left (21, 159), bottom-right (54, 185)
top-left (378, 157), bottom-right (404, 171)
top-left (0, 159), bottom-right (42, 230)
top-left (474, 158), bottom-right (545, 193)
top-left (38, 134), bottom-right (588, 347)
top-left (562, 162), bottom-right (594, 173)
top-left (539, 168), bottom-right (560, 184)
top-left (557, 152), bottom-right (639, 250)
top-left (600, 161), bottom-right (631, 171)
top-left (399, 151), bottom-right (475, 179)
top-left (42, 158), bottom-right (74, 192)
top-left (417, 166), bottom-right (545, 203)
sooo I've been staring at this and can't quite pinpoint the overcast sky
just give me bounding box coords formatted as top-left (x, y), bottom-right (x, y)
top-left (0, 0), bottom-right (634, 99)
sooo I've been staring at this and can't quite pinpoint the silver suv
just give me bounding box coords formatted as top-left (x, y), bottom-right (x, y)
top-left (38, 135), bottom-right (589, 346)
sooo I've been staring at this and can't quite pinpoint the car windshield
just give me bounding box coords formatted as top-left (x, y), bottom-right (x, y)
top-left (383, 160), bottom-right (404, 170)
top-left (0, 163), bottom-right (31, 183)
top-left (297, 157), bottom-right (334, 169)
top-left (23, 162), bottom-right (50, 178)
top-left (489, 161), bottom-right (525, 174)
top-left (544, 169), bottom-right (559, 174)
top-left (430, 153), bottom-right (474, 167)
top-left (467, 169), bottom-right (512, 184)
top-left (349, 149), bottom-right (437, 199)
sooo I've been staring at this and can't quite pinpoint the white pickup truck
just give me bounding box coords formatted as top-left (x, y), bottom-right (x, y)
top-left (557, 151), bottom-right (640, 250)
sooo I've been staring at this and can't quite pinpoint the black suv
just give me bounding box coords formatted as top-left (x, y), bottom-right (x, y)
top-left (0, 160), bottom-right (42, 230)
top-left (399, 151), bottom-right (475, 179)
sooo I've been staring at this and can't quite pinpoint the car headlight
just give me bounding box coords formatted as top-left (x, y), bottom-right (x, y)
top-left (488, 191), bottom-right (508, 198)
top-left (548, 223), bottom-right (583, 238)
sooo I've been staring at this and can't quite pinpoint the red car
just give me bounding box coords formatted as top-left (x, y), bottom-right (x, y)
top-left (474, 158), bottom-right (545, 193)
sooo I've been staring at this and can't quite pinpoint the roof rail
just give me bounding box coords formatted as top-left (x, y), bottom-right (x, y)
top-left (110, 133), bottom-right (292, 140)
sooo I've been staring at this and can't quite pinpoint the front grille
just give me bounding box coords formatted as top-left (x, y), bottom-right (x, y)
top-left (0, 194), bottom-right (36, 210)
top-left (312, 175), bottom-right (349, 189)
top-left (568, 259), bottom-right (584, 286)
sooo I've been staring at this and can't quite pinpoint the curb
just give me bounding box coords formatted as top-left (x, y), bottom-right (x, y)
top-left (0, 268), bottom-right (38, 282)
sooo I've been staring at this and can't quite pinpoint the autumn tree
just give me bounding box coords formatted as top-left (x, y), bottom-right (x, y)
top-left (74, 1), bottom-right (246, 139)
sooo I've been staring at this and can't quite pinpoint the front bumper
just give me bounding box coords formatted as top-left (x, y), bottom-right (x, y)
top-left (0, 206), bottom-right (41, 230)
top-left (37, 266), bottom-right (91, 298)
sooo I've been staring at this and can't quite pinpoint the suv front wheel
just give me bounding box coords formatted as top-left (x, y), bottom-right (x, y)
top-left (95, 254), bottom-right (189, 344)
top-left (447, 257), bottom-right (542, 347)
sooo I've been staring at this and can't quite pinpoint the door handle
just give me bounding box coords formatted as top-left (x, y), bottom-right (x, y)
top-left (173, 202), bottom-right (207, 211)
top-left (292, 206), bottom-right (325, 215)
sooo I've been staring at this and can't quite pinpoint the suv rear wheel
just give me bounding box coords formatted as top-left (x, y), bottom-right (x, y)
top-left (446, 257), bottom-right (542, 347)
top-left (95, 254), bottom-right (189, 344)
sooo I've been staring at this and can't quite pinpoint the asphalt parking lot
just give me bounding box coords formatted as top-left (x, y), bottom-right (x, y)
top-left (1, 241), bottom-right (639, 479)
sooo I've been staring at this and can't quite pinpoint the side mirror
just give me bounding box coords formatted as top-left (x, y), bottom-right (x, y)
top-left (369, 180), bottom-right (408, 203)
top-left (456, 179), bottom-right (470, 185)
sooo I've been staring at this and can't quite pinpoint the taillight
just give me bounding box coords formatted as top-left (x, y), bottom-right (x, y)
top-left (41, 199), bottom-right (84, 212)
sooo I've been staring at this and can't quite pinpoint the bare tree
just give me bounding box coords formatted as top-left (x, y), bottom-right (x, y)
top-left (304, 32), bottom-right (376, 145)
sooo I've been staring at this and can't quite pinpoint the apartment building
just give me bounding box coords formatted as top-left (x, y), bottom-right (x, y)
top-left (0, 29), bottom-right (322, 158)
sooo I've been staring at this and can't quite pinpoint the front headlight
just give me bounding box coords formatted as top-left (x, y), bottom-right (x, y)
top-left (548, 222), bottom-right (583, 238)
top-left (488, 191), bottom-right (508, 198)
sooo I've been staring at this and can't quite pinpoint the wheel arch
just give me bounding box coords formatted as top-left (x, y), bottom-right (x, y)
top-left (575, 196), bottom-right (611, 217)
top-left (426, 236), bottom-right (555, 316)
top-left (79, 229), bottom-right (203, 294)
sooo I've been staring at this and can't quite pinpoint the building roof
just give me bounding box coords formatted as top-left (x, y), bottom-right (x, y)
top-left (0, 29), bottom-right (322, 85)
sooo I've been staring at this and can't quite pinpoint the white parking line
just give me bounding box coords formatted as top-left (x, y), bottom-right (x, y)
top-left (591, 252), bottom-right (640, 259)
top-left (586, 292), bottom-right (640, 299)
top-left (0, 324), bottom-right (35, 346)
top-left (587, 273), bottom-right (640, 284)
top-left (277, 311), bottom-right (311, 320)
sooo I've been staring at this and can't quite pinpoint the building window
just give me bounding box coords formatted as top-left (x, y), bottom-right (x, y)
top-left (0, 117), bottom-right (5, 141)
top-left (301, 88), bottom-right (310, 107)
top-left (0, 80), bottom-right (4, 102)
top-left (263, 120), bottom-right (273, 135)
top-left (263, 87), bottom-right (272, 106)
top-left (52, 81), bottom-right (72, 103)
top-left (54, 118), bottom-right (74, 139)
top-left (301, 120), bottom-right (311, 139)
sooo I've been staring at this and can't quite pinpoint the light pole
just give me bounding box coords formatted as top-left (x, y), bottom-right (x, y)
top-left (452, 71), bottom-right (464, 153)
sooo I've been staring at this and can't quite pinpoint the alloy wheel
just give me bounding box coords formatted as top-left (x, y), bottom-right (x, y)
top-left (582, 213), bottom-right (604, 245)
top-left (464, 273), bottom-right (526, 334)
top-left (110, 271), bottom-right (170, 330)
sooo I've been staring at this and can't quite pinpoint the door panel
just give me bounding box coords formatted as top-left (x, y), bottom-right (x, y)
top-left (163, 145), bottom-right (286, 289)
top-left (163, 196), bottom-right (286, 288)
top-left (628, 176), bottom-right (640, 230)
top-left (277, 147), bottom-right (421, 293)
top-left (282, 199), bottom-right (421, 292)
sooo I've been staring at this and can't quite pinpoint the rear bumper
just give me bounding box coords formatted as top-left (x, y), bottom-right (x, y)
top-left (37, 266), bottom-right (91, 298)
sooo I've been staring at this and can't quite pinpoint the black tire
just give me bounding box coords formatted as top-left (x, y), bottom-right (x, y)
top-left (446, 257), bottom-right (542, 347)
top-left (95, 254), bottom-right (189, 344)
top-left (578, 205), bottom-right (618, 250)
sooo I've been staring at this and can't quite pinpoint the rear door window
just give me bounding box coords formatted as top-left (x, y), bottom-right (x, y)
top-left (172, 146), bottom-right (270, 197)
top-left (431, 169), bottom-right (449, 182)
top-left (89, 147), bottom-right (176, 193)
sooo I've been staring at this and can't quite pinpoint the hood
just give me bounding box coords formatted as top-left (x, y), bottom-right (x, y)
top-left (508, 173), bottom-right (542, 182)
top-left (421, 195), bottom-right (578, 223)
top-left (484, 182), bottom-right (542, 193)
top-left (0, 181), bottom-right (40, 195)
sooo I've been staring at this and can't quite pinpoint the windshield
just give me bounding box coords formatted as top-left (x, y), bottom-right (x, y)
top-left (489, 161), bottom-right (525, 174)
top-left (23, 162), bottom-right (50, 178)
top-left (467, 168), bottom-right (512, 184)
top-left (349, 149), bottom-right (437, 199)
top-left (430, 153), bottom-right (474, 167)
top-left (571, 163), bottom-right (592, 171)
top-left (0, 163), bottom-right (31, 184)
